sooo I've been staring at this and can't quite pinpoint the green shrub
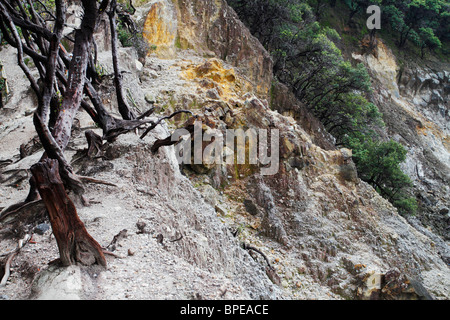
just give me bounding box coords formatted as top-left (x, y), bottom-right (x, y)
top-left (117, 22), bottom-right (149, 59)
top-left (345, 134), bottom-right (417, 215)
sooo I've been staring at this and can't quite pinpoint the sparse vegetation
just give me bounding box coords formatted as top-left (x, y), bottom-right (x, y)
top-left (229, 0), bottom-right (423, 214)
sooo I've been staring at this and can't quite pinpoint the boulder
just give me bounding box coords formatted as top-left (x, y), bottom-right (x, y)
top-left (31, 266), bottom-right (84, 300)
top-left (356, 268), bottom-right (434, 300)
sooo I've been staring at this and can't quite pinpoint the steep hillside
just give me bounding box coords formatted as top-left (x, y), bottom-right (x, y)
top-left (353, 40), bottom-right (450, 241)
top-left (0, 0), bottom-right (449, 300)
top-left (312, 0), bottom-right (450, 244)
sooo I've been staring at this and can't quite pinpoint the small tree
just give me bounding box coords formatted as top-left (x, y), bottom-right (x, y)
top-left (344, 0), bottom-right (382, 24)
top-left (413, 27), bottom-right (442, 58)
top-left (384, 0), bottom-right (445, 50)
top-left (346, 135), bottom-right (417, 215)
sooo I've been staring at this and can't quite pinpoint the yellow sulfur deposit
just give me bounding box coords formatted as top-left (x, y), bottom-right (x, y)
top-left (180, 58), bottom-right (253, 102)
top-left (142, 2), bottom-right (177, 56)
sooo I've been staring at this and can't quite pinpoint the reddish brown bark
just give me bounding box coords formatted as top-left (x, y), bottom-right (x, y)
top-left (0, 0), bottom-right (193, 268)
top-left (31, 159), bottom-right (106, 267)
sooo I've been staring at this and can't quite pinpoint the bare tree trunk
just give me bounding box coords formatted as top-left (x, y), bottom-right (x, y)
top-left (108, 0), bottom-right (136, 120)
top-left (52, 0), bottom-right (98, 151)
top-left (31, 159), bottom-right (106, 267)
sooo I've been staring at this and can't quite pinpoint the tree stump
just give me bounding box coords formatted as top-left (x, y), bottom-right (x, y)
top-left (85, 130), bottom-right (103, 158)
top-left (31, 159), bottom-right (106, 267)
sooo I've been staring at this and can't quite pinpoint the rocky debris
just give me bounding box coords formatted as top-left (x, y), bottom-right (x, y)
top-left (31, 265), bottom-right (84, 300)
top-left (1, 0), bottom-right (449, 301)
top-left (348, 266), bottom-right (434, 300)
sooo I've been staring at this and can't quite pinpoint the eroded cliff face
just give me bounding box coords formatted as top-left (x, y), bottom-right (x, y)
top-left (0, 0), bottom-right (449, 300)
top-left (135, 0), bottom-right (273, 97)
top-left (131, 0), bottom-right (449, 299)
top-left (353, 40), bottom-right (450, 242)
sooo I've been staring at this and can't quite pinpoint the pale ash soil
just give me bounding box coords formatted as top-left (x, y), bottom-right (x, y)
top-left (0, 45), bottom-right (340, 300)
top-left (0, 127), bottom-right (335, 300)
top-left (1, 43), bottom-right (449, 300)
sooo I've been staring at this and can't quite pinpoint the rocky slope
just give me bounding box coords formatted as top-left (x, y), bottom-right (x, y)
top-left (0, 0), bottom-right (449, 300)
top-left (353, 40), bottom-right (450, 243)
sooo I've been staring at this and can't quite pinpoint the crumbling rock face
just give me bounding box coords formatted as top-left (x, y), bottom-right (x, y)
top-left (141, 0), bottom-right (178, 56)
top-left (269, 81), bottom-right (337, 151)
top-left (353, 38), bottom-right (450, 242)
top-left (99, 134), bottom-right (285, 299)
top-left (1, 0), bottom-right (449, 300)
top-left (338, 261), bottom-right (434, 300)
top-left (138, 0), bottom-right (273, 96)
top-left (193, 91), bottom-right (449, 299)
top-left (248, 177), bottom-right (289, 246)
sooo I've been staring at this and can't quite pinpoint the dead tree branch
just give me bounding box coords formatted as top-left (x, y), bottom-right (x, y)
top-left (242, 242), bottom-right (274, 270)
top-left (0, 234), bottom-right (31, 287)
top-left (140, 110), bottom-right (194, 140)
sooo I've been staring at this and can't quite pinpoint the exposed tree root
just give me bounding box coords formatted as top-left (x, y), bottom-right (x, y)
top-left (0, 0), bottom-right (199, 269)
top-left (0, 234), bottom-right (31, 287)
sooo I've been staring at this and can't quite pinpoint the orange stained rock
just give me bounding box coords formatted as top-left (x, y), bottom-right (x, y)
top-left (142, 2), bottom-right (176, 52)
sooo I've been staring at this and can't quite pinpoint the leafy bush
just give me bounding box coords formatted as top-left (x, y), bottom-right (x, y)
top-left (411, 27), bottom-right (442, 58)
top-left (344, 134), bottom-right (417, 215)
top-left (117, 23), bottom-right (133, 47)
top-left (117, 21), bottom-right (149, 59)
top-left (362, 0), bottom-right (447, 54)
